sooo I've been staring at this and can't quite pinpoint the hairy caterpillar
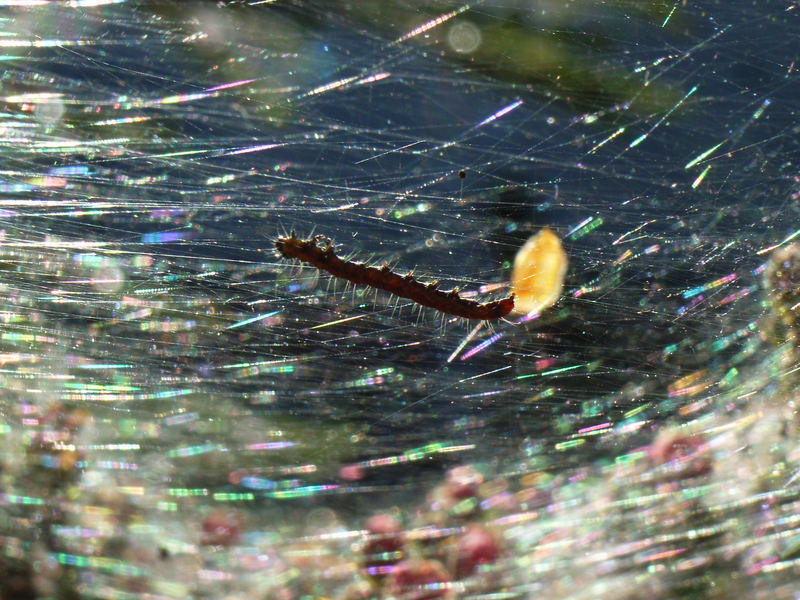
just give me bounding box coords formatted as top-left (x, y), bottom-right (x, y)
top-left (275, 233), bottom-right (514, 320)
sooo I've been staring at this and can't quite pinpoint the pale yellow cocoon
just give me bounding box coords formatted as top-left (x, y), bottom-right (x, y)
top-left (510, 227), bottom-right (567, 316)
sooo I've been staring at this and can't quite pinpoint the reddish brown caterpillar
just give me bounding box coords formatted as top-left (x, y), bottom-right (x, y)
top-left (275, 233), bottom-right (515, 320)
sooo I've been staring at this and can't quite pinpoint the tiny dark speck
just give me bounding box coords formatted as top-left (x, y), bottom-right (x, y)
top-left (458, 170), bottom-right (466, 179)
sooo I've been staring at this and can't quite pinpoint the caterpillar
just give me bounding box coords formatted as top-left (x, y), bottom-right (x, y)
top-left (275, 233), bottom-right (515, 320)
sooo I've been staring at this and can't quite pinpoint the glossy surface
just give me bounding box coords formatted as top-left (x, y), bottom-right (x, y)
top-left (510, 227), bottom-right (568, 315)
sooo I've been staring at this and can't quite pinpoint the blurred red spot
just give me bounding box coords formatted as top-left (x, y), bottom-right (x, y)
top-left (339, 464), bottom-right (364, 481)
top-left (455, 524), bottom-right (501, 577)
top-left (444, 465), bottom-right (483, 500)
top-left (388, 559), bottom-right (451, 600)
top-left (362, 513), bottom-right (405, 575)
top-left (201, 509), bottom-right (241, 546)
top-left (364, 514), bottom-right (404, 552)
top-left (649, 431), bottom-right (712, 476)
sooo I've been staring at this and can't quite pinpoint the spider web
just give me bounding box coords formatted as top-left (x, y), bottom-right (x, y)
top-left (0, 1), bottom-right (797, 598)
